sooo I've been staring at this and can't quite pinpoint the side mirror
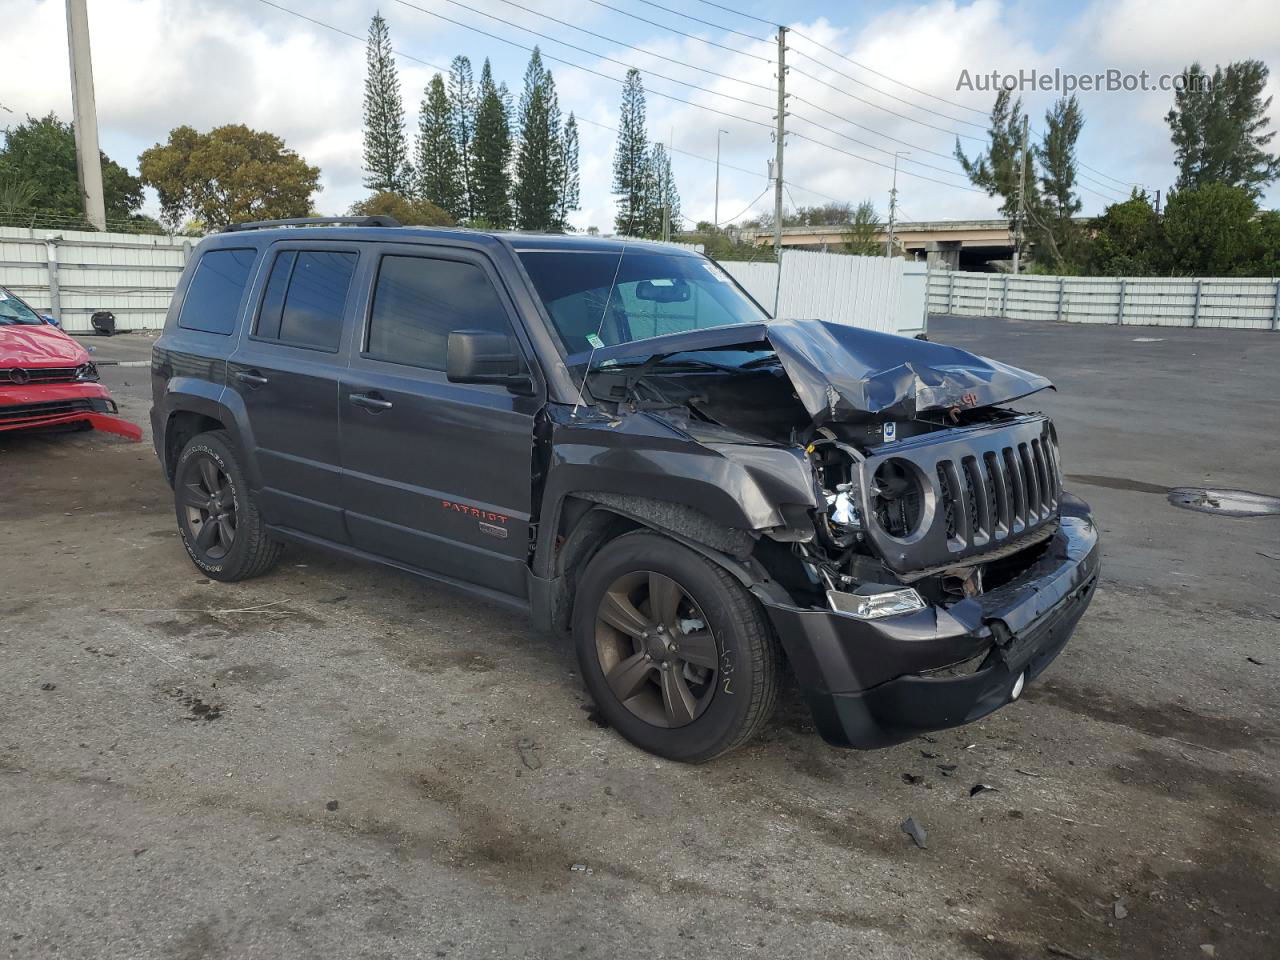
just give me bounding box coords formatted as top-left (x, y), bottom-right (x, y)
top-left (446, 329), bottom-right (531, 391)
top-left (43, 315), bottom-right (60, 327)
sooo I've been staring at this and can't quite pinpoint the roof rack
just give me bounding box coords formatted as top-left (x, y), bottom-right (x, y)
top-left (222, 215), bottom-right (402, 233)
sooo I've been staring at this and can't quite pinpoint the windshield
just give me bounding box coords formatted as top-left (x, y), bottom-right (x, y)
top-left (517, 250), bottom-right (768, 354)
top-left (0, 288), bottom-right (44, 325)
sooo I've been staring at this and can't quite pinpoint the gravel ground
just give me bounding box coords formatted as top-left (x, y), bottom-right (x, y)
top-left (1, 318), bottom-right (1276, 960)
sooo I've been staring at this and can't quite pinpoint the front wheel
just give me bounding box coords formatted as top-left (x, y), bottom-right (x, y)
top-left (173, 430), bottom-right (282, 581)
top-left (573, 531), bottom-right (781, 763)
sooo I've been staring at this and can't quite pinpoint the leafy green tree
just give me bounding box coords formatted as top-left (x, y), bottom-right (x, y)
top-left (785, 202), bottom-right (853, 227)
top-left (1253, 210), bottom-right (1280, 277)
top-left (416, 74), bottom-right (463, 219)
top-left (471, 59), bottom-right (512, 229)
top-left (1160, 182), bottom-right (1261, 276)
top-left (613, 68), bottom-right (651, 236)
top-left (512, 48), bottom-right (563, 232)
top-left (1166, 61), bottom-right (1280, 198)
top-left (555, 113), bottom-right (580, 232)
top-left (447, 56), bottom-right (477, 220)
top-left (0, 113), bottom-right (142, 223)
top-left (682, 227), bottom-right (774, 262)
top-left (1084, 191), bottom-right (1164, 276)
top-left (362, 13), bottom-right (411, 194)
top-left (138, 124), bottom-right (320, 229)
top-left (955, 90), bottom-right (1035, 222)
top-left (348, 190), bottom-right (453, 226)
top-left (840, 201), bottom-right (882, 255)
top-left (1029, 96), bottom-right (1086, 272)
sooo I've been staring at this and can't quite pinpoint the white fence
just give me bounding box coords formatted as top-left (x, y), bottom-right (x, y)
top-left (929, 270), bottom-right (1280, 330)
top-left (1, 226), bottom-right (933, 337)
top-left (721, 250), bottom-right (927, 335)
top-left (0, 225), bottom-right (191, 333)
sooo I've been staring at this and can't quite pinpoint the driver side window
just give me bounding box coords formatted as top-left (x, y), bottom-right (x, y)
top-left (365, 255), bottom-right (514, 371)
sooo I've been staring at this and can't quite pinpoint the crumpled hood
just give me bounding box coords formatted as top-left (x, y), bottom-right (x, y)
top-left (582, 319), bottom-right (1052, 424)
top-left (764, 319), bottom-right (1053, 424)
top-left (0, 324), bottom-right (87, 367)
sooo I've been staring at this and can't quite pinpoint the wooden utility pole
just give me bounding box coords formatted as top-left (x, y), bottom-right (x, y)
top-left (772, 26), bottom-right (787, 262)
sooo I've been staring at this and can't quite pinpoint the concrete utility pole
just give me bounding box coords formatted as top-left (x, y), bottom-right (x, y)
top-left (772, 25), bottom-right (788, 262)
top-left (885, 151), bottom-right (909, 258)
top-left (1011, 113), bottom-right (1028, 275)
top-left (65, 0), bottom-right (106, 231)
top-left (714, 129), bottom-right (728, 227)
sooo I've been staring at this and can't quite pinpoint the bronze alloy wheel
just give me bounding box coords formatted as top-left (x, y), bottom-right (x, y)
top-left (181, 453), bottom-right (237, 561)
top-left (593, 570), bottom-right (720, 728)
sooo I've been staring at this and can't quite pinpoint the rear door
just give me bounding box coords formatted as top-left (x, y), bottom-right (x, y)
top-left (339, 244), bottom-right (541, 598)
top-left (227, 242), bottom-right (361, 543)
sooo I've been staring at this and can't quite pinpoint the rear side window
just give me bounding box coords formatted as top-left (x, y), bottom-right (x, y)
top-left (254, 250), bottom-right (358, 352)
top-left (178, 248), bottom-right (256, 335)
top-left (365, 256), bottom-right (512, 371)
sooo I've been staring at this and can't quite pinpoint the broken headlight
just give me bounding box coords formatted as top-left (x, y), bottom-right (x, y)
top-left (75, 362), bottom-right (99, 382)
top-left (827, 586), bottom-right (926, 619)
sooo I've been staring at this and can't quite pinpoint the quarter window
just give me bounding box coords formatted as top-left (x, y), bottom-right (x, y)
top-left (178, 248), bottom-right (257, 335)
top-left (366, 256), bottom-right (513, 371)
top-left (254, 250), bottom-right (358, 352)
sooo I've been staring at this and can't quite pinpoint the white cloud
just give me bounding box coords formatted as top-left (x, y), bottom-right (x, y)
top-left (2, 0), bottom-right (1276, 228)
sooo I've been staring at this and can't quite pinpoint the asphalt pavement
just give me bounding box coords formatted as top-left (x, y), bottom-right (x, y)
top-left (1, 316), bottom-right (1276, 960)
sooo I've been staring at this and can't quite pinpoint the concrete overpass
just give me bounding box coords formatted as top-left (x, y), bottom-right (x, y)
top-left (738, 220), bottom-right (1017, 270)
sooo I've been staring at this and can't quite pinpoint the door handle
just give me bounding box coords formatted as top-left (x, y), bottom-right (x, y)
top-left (349, 392), bottom-right (393, 411)
top-left (235, 370), bottom-right (269, 386)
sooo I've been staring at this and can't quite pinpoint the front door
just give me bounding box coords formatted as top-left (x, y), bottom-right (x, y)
top-left (227, 242), bottom-right (362, 543)
top-left (339, 245), bottom-right (541, 599)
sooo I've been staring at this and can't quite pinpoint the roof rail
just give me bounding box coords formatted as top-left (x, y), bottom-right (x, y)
top-left (222, 215), bottom-right (402, 232)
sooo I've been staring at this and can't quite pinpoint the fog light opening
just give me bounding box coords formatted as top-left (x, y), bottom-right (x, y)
top-left (1010, 671), bottom-right (1026, 701)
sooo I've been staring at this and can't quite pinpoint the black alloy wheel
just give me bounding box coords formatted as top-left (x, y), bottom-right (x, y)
top-left (180, 452), bottom-right (238, 560)
top-left (593, 570), bottom-right (720, 728)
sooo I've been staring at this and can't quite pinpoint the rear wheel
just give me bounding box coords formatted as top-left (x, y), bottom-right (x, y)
top-left (573, 531), bottom-right (781, 762)
top-left (173, 430), bottom-right (281, 581)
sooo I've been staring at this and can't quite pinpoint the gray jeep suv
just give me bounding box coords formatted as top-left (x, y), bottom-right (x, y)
top-left (151, 217), bottom-right (1099, 762)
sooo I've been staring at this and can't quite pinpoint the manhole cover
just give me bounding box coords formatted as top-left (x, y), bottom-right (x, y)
top-left (1167, 487), bottom-right (1280, 518)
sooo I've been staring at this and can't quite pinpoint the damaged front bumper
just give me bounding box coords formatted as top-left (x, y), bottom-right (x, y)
top-left (0, 384), bottom-right (142, 441)
top-left (761, 502), bottom-right (1100, 749)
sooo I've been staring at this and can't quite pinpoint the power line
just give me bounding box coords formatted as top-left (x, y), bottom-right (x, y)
top-left (788, 131), bottom-right (988, 194)
top-left (253, 0), bottom-right (450, 71)
top-left (625, 0), bottom-right (770, 43)
top-left (686, 0), bottom-right (778, 28)
top-left (573, 115), bottom-right (842, 204)
top-left (482, 0), bottom-right (776, 94)
top-left (787, 28), bottom-right (989, 118)
top-left (394, 0), bottom-right (777, 126)
top-left (787, 111), bottom-right (975, 181)
top-left (788, 57), bottom-right (985, 141)
top-left (1077, 158), bottom-right (1143, 190)
top-left (584, 0), bottom-right (772, 63)
top-left (716, 185), bottom-right (773, 225)
top-left (428, 0), bottom-right (775, 114)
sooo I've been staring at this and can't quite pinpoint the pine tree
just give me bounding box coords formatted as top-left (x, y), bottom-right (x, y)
top-left (647, 143), bottom-right (680, 239)
top-left (471, 59), bottom-right (513, 229)
top-left (361, 12), bottom-right (411, 194)
top-left (512, 48), bottom-right (563, 232)
top-left (415, 74), bottom-right (463, 219)
top-left (555, 112), bottom-right (580, 232)
top-left (1167, 60), bottom-right (1280, 198)
top-left (612, 68), bottom-right (650, 236)
top-left (448, 56), bottom-right (477, 219)
top-left (1032, 96), bottom-right (1085, 272)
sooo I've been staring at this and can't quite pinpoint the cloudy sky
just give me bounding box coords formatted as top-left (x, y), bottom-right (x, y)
top-left (3, 0), bottom-right (1278, 231)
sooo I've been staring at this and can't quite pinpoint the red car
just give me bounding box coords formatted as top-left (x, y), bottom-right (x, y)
top-left (0, 286), bottom-right (142, 440)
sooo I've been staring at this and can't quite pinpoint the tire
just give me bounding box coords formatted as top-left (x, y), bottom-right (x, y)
top-left (173, 430), bottom-right (282, 581)
top-left (573, 531), bottom-right (781, 763)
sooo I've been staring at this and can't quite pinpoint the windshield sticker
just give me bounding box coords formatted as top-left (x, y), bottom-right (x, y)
top-left (883, 422), bottom-right (897, 443)
top-left (585, 333), bottom-right (605, 349)
top-left (0, 291), bottom-right (8, 300)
